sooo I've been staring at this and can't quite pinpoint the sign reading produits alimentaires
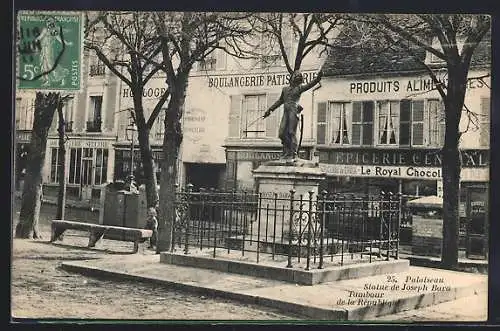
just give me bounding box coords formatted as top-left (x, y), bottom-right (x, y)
top-left (17, 11), bottom-right (84, 92)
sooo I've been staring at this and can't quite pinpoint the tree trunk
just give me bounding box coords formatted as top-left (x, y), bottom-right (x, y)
top-left (440, 66), bottom-right (467, 270)
top-left (15, 92), bottom-right (59, 239)
top-left (136, 123), bottom-right (159, 208)
top-left (56, 101), bottom-right (66, 220)
top-left (157, 76), bottom-right (188, 253)
top-left (132, 95), bottom-right (160, 209)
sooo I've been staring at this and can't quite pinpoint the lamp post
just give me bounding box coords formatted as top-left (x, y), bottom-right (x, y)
top-left (125, 124), bottom-right (137, 180)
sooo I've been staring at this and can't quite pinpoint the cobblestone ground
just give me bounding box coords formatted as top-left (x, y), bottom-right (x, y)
top-left (12, 201), bottom-right (299, 320)
top-left (11, 239), bottom-right (300, 320)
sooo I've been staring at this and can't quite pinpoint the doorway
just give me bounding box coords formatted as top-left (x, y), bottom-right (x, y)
top-left (184, 163), bottom-right (225, 191)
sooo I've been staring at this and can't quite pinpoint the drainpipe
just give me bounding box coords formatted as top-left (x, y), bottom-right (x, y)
top-left (311, 81), bottom-right (322, 162)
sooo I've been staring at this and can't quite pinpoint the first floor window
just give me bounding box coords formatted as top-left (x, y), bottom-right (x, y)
top-left (400, 99), bottom-right (424, 146)
top-left (319, 98), bottom-right (445, 148)
top-left (242, 94), bottom-right (267, 138)
top-left (63, 97), bottom-right (75, 132)
top-left (378, 101), bottom-right (399, 145)
top-left (87, 96), bottom-right (103, 132)
top-left (352, 101), bottom-right (374, 146)
top-left (331, 102), bottom-right (351, 145)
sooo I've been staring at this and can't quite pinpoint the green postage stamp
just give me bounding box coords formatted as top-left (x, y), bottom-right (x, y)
top-left (16, 11), bottom-right (84, 91)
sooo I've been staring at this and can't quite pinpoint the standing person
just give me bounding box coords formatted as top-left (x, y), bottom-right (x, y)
top-left (145, 207), bottom-right (158, 249)
top-left (263, 70), bottom-right (322, 159)
top-left (35, 16), bottom-right (73, 86)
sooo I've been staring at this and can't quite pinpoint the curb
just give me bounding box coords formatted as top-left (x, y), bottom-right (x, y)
top-left (61, 260), bottom-right (486, 320)
top-left (60, 261), bottom-right (346, 320)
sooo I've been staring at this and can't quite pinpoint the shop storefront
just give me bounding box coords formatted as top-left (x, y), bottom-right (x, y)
top-left (113, 145), bottom-right (163, 185)
top-left (44, 138), bottom-right (115, 201)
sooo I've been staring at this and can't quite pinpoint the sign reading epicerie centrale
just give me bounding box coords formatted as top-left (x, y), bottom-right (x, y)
top-left (318, 148), bottom-right (489, 180)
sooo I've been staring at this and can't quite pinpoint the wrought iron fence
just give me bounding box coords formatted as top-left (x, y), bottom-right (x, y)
top-left (172, 185), bottom-right (402, 269)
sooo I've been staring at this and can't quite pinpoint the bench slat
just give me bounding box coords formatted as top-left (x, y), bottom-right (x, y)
top-left (50, 220), bottom-right (153, 253)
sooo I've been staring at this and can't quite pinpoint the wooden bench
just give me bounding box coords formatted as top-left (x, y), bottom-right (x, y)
top-left (50, 220), bottom-right (153, 253)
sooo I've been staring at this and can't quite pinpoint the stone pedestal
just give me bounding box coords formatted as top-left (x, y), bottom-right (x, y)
top-left (252, 158), bottom-right (326, 241)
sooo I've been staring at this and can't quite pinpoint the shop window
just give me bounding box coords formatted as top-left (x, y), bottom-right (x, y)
top-left (241, 94), bottom-right (267, 138)
top-left (68, 147), bottom-right (108, 186)
top-left (400, 99), bottom-right (424, 147)
top-left (69, 148), bottom-right (82, 184)
top-left (49, 148), bottom-right (62, 183)
top-left (378, 101), bottom-right (399, 145)
top-left (87, 95), bottom-right (103, 132)
top-left (94, 148), bottom-right (108, 185)
top-left (352, 101), bottom-right (374, 146)
top-left (81, 148), bottom-right (93, 186)
top-left (480, 97), bottom-right (490, 147)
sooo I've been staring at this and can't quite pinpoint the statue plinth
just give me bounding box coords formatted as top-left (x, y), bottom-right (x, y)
top-left (252, 158), bottom-right (326, 241)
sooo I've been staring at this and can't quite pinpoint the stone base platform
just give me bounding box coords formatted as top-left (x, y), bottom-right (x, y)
top-left (160, 250), bottom-right (409, 285)
top-left (62, 254), bottom-right (487, 320)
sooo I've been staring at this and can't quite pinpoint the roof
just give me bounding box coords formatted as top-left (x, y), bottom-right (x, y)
top-left (322, 26), bottom-right (491, 77)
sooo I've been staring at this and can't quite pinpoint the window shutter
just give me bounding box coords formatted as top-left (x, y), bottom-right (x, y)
top-left (480, 97), bottom-right (490, 147)
top-left (229, 95), bottom-right (242, 138)
top-left (316, 102), bottom-right (327, 144)
top-left (399, 100), bottom-right (411, 146)
top-left (412, 100), bottom-right (424, 146)
top-left (266, 93), bottom-right (281, 138)
top-left (351, 101), bottom-right (362, 145)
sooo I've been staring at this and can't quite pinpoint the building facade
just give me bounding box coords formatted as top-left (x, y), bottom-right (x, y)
top-left (316, 32), bottom-right (490, 258)
top-left (43, 51), bottom-right (119, 203)
top-left (111, 28), bottom-right (326, 192)
top-left (14, 90), bottom-right (36, 191)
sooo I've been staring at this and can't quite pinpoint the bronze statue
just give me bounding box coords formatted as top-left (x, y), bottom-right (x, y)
top-left (263, 70), bottom-right (322, 159)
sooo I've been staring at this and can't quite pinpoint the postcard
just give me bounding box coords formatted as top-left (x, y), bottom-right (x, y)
top-left (12, 10), bottom-right (491, 323)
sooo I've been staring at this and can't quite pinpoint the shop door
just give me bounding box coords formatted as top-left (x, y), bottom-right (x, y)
top-left (80, 148), bottom-right (94, 201)
top-left (465, 186), bottom-right (488, 259)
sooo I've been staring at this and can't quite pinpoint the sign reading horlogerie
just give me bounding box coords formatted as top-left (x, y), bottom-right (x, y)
top-left (17, 11), bottom-right (83, 91)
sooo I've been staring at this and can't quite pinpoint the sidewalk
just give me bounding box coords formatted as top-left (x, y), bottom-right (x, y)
top-left (14, 191), bottom-right (99, 211)
top-left (61, 253), bottom-right (487, 321)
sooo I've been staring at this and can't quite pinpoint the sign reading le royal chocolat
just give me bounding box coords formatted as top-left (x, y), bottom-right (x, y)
top-left (319, 149), bottom-right (489, 168)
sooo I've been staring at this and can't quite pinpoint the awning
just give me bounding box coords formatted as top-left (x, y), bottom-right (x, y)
top-left (406, 195), bottom-right (443, 209)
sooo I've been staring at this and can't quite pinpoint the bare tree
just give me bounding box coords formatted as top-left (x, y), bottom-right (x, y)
top-left (55, 98), bottom-right (68, 221)
top-left (253, 13), bottom-right (341, 74)
top-left (345, 14), bottom-right (491, 269)
top-left (15, 92), bottom-right (59, 238)
top-left (150, 12), bottom-right (254, 252)
top-left (85, 11), bottom-right (170, 208)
